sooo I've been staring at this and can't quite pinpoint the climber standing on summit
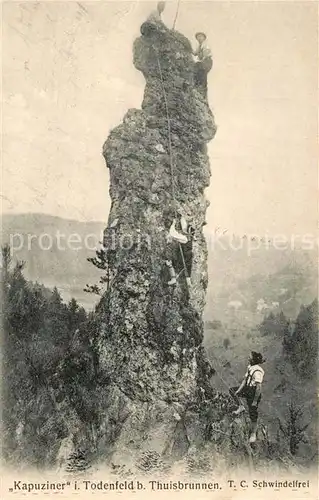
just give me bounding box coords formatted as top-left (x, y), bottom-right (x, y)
top-left (193, 32), bottom-right (213, 94)
top-left (147, 1), bottom-right (166, 24)
top-left (230, 351), bottom-right (266, 444)
top-left (141, 1), bottom-right (166, 36)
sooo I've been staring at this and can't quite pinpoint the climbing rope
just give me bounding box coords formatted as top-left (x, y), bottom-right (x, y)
top-left (155, 48), bottom-right (177, 212)
top-left (155, 48), bottom-right (190, 282)
top-left (172, 0), bottom-right (181, 30)
top-left (210, 352), bottom-right (240, 388)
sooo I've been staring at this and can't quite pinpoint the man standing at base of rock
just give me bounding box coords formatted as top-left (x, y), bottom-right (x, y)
top-left (230, 351), bottom-right (265, 444)
top-left (193, 32), bottom-right (213, 93)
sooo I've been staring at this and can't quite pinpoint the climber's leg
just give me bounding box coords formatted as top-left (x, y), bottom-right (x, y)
top-left (194, 62), bottom-right (204, 88)
top-left (169, 239), bottom-right (182, 274)
top-left (201, 70), bottom-right (209, 92)
top-left (166, 260), bottom-right (177, 285)
top-left (194, 58), bottom-right (213, 93)
top-left (247, 393), bottom-right (261, 443)
top-left (202, 57), bottom-right (213, 74)
top-left (168, 219), bottom-right (188, 244)
top-left (249, 422), bottom-right (258, 443)
top-left (183, 240), bottom-right (193, 276)
top-left (177, 244), bottom-right (192, 291)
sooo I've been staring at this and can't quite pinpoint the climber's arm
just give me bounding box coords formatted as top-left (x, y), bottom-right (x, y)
top-left (235, 378), bottom-right (246, 395)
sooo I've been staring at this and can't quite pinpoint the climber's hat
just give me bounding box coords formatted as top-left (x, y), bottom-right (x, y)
top-left (195, 32), bottom-right (207, 41)
top-left (157, 1), bottom-right (166, 10)
top-left (250, 351), bottom-right (266, 365)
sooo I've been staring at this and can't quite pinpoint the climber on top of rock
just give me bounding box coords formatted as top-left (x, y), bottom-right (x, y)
top-left (193, 32), bottom-right (213, 94)
top-left (147, 1), bottom-right (166, 24)
top-left (141, 1), bottom-right (166, 37)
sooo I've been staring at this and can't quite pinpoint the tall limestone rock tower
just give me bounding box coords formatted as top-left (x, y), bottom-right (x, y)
top-left (97, 19), bottom-right (217, 466)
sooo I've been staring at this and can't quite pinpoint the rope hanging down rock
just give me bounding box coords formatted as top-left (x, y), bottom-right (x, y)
top-left (172, 0), bottom-right (181, 30)
top-left (154, 47), bottom-right (190, 282)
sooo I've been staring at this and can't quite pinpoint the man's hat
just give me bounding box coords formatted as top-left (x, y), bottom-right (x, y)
top-left (251, 351), bottom-right (266, 364)
top-left (195, 32), bottom-right (207, 41)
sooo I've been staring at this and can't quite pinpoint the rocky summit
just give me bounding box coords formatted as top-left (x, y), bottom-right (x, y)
top-left (96, 20), bottom-right (217, 466)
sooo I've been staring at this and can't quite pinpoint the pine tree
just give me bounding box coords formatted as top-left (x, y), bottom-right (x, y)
top-left (278, 402), bottom-right (310, 455)
top-left (288, 300), bottom-right (318, 379)
top-left (259, 311), bottom-right (290, 338)
top-left (1, 243), bottom-right (12, 288)
top-left (45, 287), bottom-right (69, 344)
top-left (84, 247), bottom-right (109, 296)
top-left (67, 298), bottom-right (87, 334)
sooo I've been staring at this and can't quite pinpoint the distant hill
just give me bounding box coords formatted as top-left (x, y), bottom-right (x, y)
top-left (1, 213), bottom-right (106, 309)
top-left (1, 213), bottom-right (317, 316)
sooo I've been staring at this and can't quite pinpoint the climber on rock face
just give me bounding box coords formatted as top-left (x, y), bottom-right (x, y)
top-left (230, 351), bottom-right (266, 444)
top-left (166, 217), bottom-right (187, 286)
top-left (165, 216), bottom-right (194, 289)
top-left (167, 218), bottom-right (188, 245)
top-left (193, 32), bottom-right (213, 93)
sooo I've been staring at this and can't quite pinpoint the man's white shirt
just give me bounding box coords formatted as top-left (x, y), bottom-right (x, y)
top-left (194, 42), bottom-right (212, 61)
top-left (245, 364), bottom-right (264, 386)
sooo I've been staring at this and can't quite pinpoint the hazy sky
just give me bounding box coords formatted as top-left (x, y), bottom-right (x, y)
top-left (2, 1), bottom-right (318, 236)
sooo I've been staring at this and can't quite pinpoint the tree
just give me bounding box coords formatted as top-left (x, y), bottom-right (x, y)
top-left (282, 321), bottom-right (294, 356)
top-left (67, 298), bottom-right (87, 334)
top-left (259, 311), bottom-right (290, 338)
top-left (42, 287), bottom-right (68, 344)
top-left (258, 312), bottom-right (276, 336)
top-left (285, 300), bottom-right (318, 379)
top-left (278, 402), bottom-right (310, 455)
top-left (84, 247), bottom-right (109, 296)
top-left (277, 311), bottom-right (290, 337)
top-left (5, 261), bottom-right (36, 339)
top-left (1, 243), bottom-right (12, 286)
